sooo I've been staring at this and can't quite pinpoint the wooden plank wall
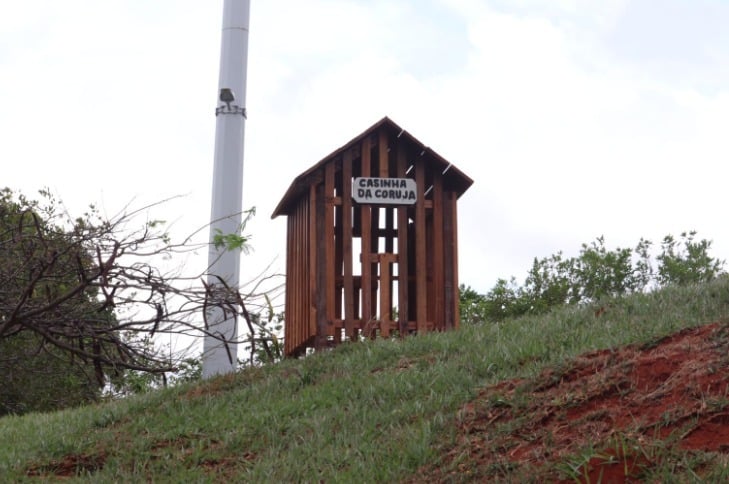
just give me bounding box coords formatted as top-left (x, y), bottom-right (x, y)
top-left (284, 126), bottom-right (463, 356)
top-left (284, 193), bottom-right (313, 356)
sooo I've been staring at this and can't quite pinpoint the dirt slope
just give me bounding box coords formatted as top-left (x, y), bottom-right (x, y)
top-left (420, 322), bottom-right (729, 482)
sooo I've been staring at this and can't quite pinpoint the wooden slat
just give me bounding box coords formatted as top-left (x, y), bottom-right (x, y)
top-left (371, 208), bottom-right (380, 256)
top-left (334, 199), bottom-right (343, 344)
top-left (303, 200), bottom-right (309, 350)
top-left (371, 132), bottom-right (387, 320)
top-left (305, 198), bottom-right (310, 348)
top-left (342, 150), bottom-right (355, 340)
top-left (315, 183), bottom-right (328, 350)
top-left (301, 200), bottom-right (306, 351)
top-left (334, 180), bottom-right (344, 324)
top-left (370, 203), bottom-right (380, 323)
top-left (432, 174), bottom-right (444, 330)
top-left (426, 212), bottom-right (435, 331)
top-left (453, 193), bottom-right (460, 328)
top-left (296, 202), bottom-right (301, 353)
top-left (443, 191), bottom-right (457, 330)
top-left (378, 253), bottom-right (397, 337)
top-left (292, 204), bottom-right (299, 354)
top-left (360, 137), bottom-right (373, 327)
top-left (396, 144), bottom-right (409, 336)
top-left (379, 256), bottom-right (390, 337)
top-left (300, 199), bottom-right (307, 353)
top-left (415, 160), bottom-right (427, 333)
top-left (384, 208), bottom-right (394, 253)
top-left (295, 203), bottom-right (302, 354)
top-left (384, 207), bottom-right (394, 312)
top-left (379, 129), bottom-right (394, 313)
top-left (284, 215), bottom-right (294, 355)
top-left (309, 185), bottom-right (318, 340)
top-left (379, 129), bottom-right (389, 178)
top-left (325, 163), bottom-right (336, 341)
top-left (353, 192), bottom-right (361, 237)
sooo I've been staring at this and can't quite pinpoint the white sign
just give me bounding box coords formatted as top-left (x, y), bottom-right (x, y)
top-left (352, 177), bottom-right (417, 205)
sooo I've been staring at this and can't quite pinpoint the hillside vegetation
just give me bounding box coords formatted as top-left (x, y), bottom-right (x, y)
top-left (4, 277), bottom-right (729, 481)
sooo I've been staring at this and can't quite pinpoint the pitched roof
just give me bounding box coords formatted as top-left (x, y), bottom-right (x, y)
top-left (271, 116), bottom-right (473, 218)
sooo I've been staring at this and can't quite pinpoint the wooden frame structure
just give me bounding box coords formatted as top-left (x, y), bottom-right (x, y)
top-left (272, 117), bottom-right (473, 356)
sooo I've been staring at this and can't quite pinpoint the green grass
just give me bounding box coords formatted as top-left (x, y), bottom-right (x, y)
top-left (4, 276), bottom-right (729, 482)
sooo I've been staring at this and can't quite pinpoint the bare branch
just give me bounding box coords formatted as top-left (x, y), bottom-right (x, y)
top-left (1, 189), bottom-right (285, 390)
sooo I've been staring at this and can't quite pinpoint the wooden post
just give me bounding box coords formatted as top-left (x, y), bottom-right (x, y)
top-left (396, 144), bottom-right (409, 335)
top-left (325, 163), bottom-right (335, 338)
top-left (360, 139), bottom-right (373, 329)
top-left (443, 191), bottom-right (458, 330)
top-left (378, 253), bottom-right (397, 337)
top-left (432, 174), bottom-right (444, 330)
top-left (426, 209), bottom-right (434, 330)
top-left (304, 199), bottom-right (310, 348)
top-left (415, 159), bottom-right (427, 333)
top-left (334, 164), bottom-right (343, 343)
top-left (379, 130), bottom-right (389, 178)
top-left (315, 183), bottom-right (328, 349)
top-left (285, 215), bottom-right (294, 355)
top-left (379, 130), bottom-right (395, 315)
top-left (342, 150), bottom-right (355, 340)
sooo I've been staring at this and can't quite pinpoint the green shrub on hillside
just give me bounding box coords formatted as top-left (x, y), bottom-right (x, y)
top-left (461, 232), bottom-right (725, 324)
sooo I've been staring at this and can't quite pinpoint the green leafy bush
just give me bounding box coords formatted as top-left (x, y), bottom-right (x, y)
top-left (460, 232), bottom-right (725, 324)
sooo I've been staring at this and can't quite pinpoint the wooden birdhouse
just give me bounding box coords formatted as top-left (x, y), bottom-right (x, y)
top-left (272, 117), bottom-right (473, 356)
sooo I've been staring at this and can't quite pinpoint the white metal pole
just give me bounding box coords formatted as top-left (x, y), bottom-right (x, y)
top-left (202, 0), bottom-right (250, 378)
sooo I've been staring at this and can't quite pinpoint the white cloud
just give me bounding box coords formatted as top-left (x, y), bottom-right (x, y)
top-left (2, 0), bottom-right (729, 298)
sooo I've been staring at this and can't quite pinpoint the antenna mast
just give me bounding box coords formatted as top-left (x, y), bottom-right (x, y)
top-left (202, 0), bottom-right (250, 378)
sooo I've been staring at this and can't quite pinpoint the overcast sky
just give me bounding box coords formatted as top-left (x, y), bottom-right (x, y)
top-left (2, 0), bottom-right (729, 297)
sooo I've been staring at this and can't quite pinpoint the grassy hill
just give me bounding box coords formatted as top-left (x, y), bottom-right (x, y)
top-left (4, 277), bottom-right (729, 482)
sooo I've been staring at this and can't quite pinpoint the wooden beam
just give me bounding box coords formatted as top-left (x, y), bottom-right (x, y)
top-left (334, 201), bottom-right (343, 344)
top-left (452, 191), bottom-right (460, 329)
top-left (432, 174), bottom-right (444, 330)
top-left (289, 198), bottom-right (300, 355)
top-left (304, 199), bottom-right (310, 351)
top-left (443, 191), bottom-right (458, 330)
top-left (360, 137), bottom-right (373, 327)
top-left (342, 150), bottom-right (355, 340)
top-left (353, 200), bottom-right (361, 237)
top-left (378, 253), bottom-right (397, 337)
top-left (426, 209), bottom-right (435, 331)
top-left (379, 129), bottom-right (394, 314)
top-left (293, 203), bottom-right (300, 354)
top-left (371, 207), bottom-right (380, 252)
top-left (415, 160), bottom-right (427, 333)
top-left (384, 208), bottom-right (394, 253)
top-left (379, 129), bottom-right (389, 178)
top-left (284, 215), bottom-right (294, 355)
top-left (325, 163), bottom-right (336, 341)
top-left (298, 201), bottom-right (304, 354)
top-left (396, 143), bottom-right (409, 336)
top-left (310, 184), bottom-right (320, 346)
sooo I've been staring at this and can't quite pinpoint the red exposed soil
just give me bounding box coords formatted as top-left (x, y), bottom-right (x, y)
top-left (420, 322), bottom-right (729, 482)
top-left (26, 452), bottom-right (106, 478)
top-left (23, 322), bottom-right (729, 481)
